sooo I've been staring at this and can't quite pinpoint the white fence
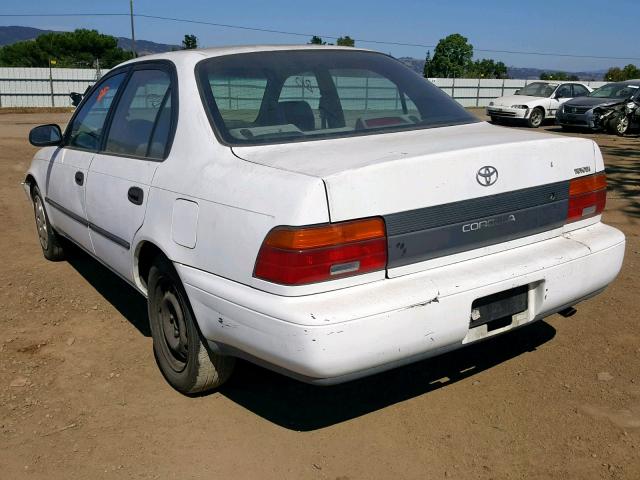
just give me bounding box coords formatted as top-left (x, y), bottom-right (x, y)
top-left (0, 67), bottom-right (608, 108)
top-left (0, 67), bottom-right (105, 107)
top-left (428, 78), bottom-right (608, 107)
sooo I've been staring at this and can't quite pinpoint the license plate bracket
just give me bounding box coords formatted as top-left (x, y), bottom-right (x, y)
top-left (470, 285), bottom-right (528, 329)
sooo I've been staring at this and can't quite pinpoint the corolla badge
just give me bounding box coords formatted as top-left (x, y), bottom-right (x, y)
top-left (476, 166), bottom-right (499, 186)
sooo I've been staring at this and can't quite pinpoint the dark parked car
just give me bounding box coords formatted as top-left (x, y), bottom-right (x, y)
top-left (556, 80), bottom-right (640, 130)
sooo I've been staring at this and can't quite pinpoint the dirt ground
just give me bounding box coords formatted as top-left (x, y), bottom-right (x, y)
top-left (1, 110), bottom-right (639, 480)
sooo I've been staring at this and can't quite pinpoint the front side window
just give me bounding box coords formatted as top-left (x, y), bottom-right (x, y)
top-left (104, 69), bottom-right (173, 159)
top-left (197, 50), bottom-right (476, 146)
top-left (555, 84), bottom-right (572, 98)
top-left (572, 84), bottom-right (589, 97)
top-left (67, 72), bottom-right (126, 151)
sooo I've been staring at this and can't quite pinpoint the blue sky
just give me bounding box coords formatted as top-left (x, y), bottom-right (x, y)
top-left (1, 0), bottom-right (638, 71)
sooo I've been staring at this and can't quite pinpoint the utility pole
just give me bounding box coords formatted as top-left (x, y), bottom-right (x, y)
top-left (129, 0), bottom-right (137, 57)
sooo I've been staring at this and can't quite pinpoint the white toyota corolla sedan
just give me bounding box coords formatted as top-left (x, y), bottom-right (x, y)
top-left (24, 46), bottom-right (625, 394)
top-left (487, 81), bottom-right (591, 128)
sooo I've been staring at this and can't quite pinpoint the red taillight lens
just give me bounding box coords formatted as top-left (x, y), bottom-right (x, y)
top-left (567, 173), bottom-right (607, 223)
top-left (254, 218), bottom-right (387, 285)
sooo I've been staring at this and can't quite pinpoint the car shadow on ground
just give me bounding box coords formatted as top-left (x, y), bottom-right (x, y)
top-left (63, 242), bottom-right (151, 337)
top-left (220, 321), bottom-right (556, 431)
top-left (61, 240), bottom-right (557, 431)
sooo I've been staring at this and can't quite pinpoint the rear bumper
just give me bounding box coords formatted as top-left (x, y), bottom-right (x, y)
top-left (177, 222), bottom-right (625, 383)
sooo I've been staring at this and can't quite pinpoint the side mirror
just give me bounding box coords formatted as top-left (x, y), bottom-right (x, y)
top-left (514, 89), bottom-right (520, 94)
top-left (29, 124), bottom-right (63, 147)
top-left (69, 92), bottom-right (83, 107)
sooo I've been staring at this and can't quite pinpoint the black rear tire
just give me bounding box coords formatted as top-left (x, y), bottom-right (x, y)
top-left (147, 255), bottom-right (235, 394)
top-left (31, 186), bottom-right (64, 261)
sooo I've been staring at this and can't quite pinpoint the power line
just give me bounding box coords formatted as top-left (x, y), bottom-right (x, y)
top-left (2, 12), bottom-right (640, 61)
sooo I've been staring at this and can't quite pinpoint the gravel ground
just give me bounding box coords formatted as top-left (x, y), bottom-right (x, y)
top-left (1, 110), bottom-right (639, 479)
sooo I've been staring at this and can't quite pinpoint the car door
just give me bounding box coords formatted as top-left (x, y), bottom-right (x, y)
top-left (549, 83), bottom-right (573, 117)
top-left (548, 83), bottom-right (573, 117)
top-left (45, 72), bottom-right (127, 253)
top-left (85, 64), bottom-right (176, 281)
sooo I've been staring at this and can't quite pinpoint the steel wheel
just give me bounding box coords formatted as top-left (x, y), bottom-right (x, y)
top-left (34, 194), bottom-right (49, 250)
top-left (31, 186), bottom-right (64, 261)
top-left (155, 280), bottom-right (189, 373)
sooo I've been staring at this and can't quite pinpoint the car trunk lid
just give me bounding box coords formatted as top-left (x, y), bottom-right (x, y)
top-left (233, 122), bottom-right (597, 276)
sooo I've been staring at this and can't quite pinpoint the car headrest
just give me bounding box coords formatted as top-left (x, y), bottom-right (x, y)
top-left (278, 101), bottom-right (315, 131)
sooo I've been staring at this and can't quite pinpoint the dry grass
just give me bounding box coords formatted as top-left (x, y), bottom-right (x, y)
top-left (0, 107), bottom-right (75, 114)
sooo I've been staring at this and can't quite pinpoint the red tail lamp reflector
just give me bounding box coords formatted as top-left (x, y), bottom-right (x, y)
top-left (567, 173), bottom-right (607, 223)
top-left (254, 218), bottom-right (387, 285)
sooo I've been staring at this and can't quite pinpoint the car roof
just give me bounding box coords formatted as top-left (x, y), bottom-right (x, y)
top-left (119, 44), bottom-right (374, 66)
top-left (617, 79), bottom-right (640, 86)
top-left (527, 80), bottom-right (587, 85)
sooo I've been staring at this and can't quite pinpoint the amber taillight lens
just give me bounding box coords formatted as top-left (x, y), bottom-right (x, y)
top-left (567, 172), bottom-right (607, 223)
top-left (254, 218), bottom-right (387, 285)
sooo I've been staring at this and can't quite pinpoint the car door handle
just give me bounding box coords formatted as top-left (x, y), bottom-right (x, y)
top-left (127, 186), bottom-right (144, 206)
top-left (74, 171), bottom-right (84, 186)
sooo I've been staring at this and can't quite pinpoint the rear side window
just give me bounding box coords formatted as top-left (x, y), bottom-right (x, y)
top-left (210, 75), bottom-right (268, 128)
top-left (104, 69), bottom-right (173, 159)
top-left (67, 72), bottom-right (126, 151)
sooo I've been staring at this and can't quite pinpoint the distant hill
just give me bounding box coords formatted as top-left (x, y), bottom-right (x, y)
top-left (507, 66), bottom-right (606, 81)
top-left (398, 56), bottom-right (607, 81)
top-left (0, 26), bottom-right (55, 45)
top-left (0, 25), bottom-right (179, 55)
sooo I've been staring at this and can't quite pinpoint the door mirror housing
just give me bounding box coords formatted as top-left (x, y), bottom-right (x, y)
top-left (29, 124), bottom-right (63, 147)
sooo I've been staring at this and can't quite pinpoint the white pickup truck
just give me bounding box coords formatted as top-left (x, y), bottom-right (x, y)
top-left (24, 46), bottom-right (625, 394)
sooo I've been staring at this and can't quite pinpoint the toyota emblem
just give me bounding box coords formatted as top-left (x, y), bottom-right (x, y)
top-left (476, 166), bottom-right (498, 186)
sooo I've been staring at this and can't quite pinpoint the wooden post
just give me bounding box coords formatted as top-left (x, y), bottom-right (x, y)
top-left (451, 77), bottom-right (455, 101)
top-left (48, 59), bottom-right (55, 107)
top-left (501, 78), bottom-right (505, 97)
top-left (476, 77), bottom-right (481, 107)
top-left (364, 76), bottom-right (369, 110)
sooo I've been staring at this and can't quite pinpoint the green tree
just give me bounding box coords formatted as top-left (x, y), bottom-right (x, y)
top-left (309, 35), bottom-right (326, 45)
top-left (336, 36), bottom-right (355, 47)
top-left (182, 34), bottom-right (198, 50)
top-left (604, 67), bottom-right (624, 81)
top-left (469, 58), bottom-right (508, 79)
top-left (429, 33), bottom-right (473, 78)
top-left (0, 29), bottom-right (132, 68)
top-left (622, 64), bottom-right (640, 79)
top-left (423, 50), bottom-right (432, 78)
top-left (540, 71), bottom-right (570, 80)
top-left (604, 64), bottom-right (639, 81)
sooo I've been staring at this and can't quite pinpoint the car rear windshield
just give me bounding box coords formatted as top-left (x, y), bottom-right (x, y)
top-left (196, 49), bottom-right (477, 146)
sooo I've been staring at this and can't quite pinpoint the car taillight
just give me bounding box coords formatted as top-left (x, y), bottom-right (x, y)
top-left (567, 172), bottom-right (607, 223)
top-left (254, 217), bottom-right (387, 285)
